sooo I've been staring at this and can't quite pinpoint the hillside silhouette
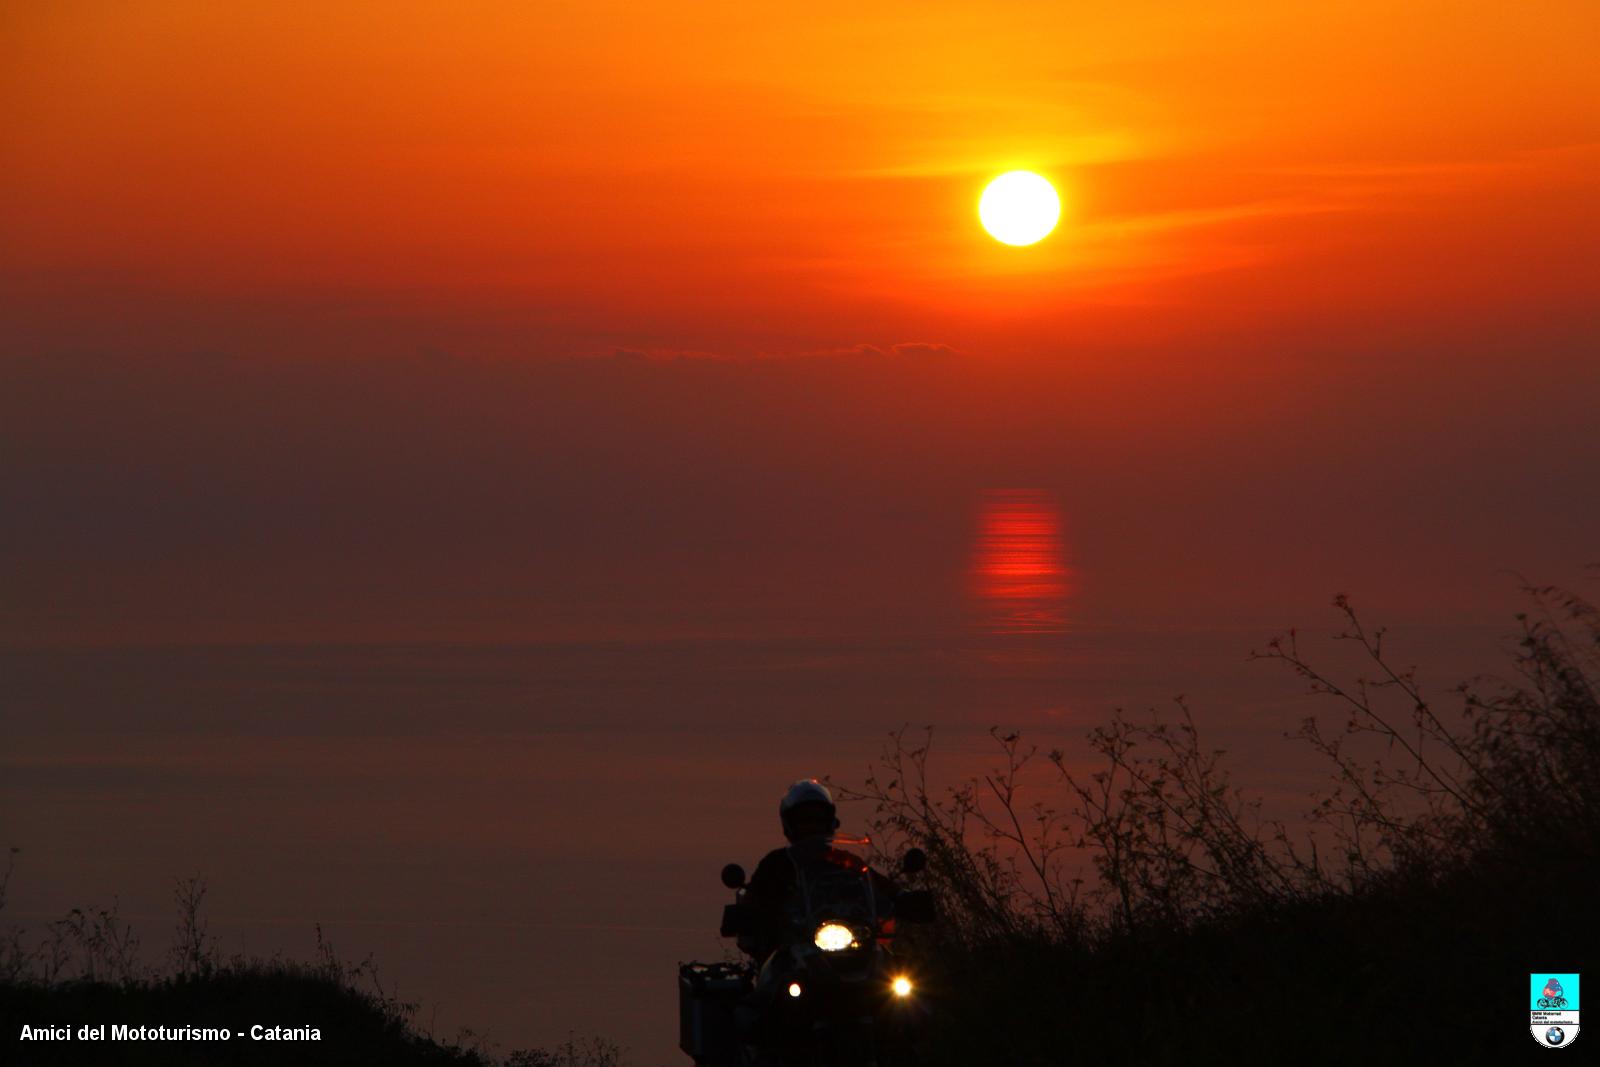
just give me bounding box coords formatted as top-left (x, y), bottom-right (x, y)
top-left (0, 884), bottom-right (622, 1066)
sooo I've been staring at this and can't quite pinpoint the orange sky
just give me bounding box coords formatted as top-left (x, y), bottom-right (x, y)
top-left (2, 2), bottom-right (1598, 646)
top-left (3, 1), bottom-right (1596, 358)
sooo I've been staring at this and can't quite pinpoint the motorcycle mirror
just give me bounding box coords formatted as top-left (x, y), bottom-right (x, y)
top-left (720, 863), bottom-right (747, 889)
top-left (901, 847), bottom-right (927, 875)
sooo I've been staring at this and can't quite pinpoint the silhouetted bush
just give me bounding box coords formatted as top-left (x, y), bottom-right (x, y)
top-left (837, 582), bottom-right (1600, 1064)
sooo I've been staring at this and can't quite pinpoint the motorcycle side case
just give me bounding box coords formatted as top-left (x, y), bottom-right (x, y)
top-left (678, 960), bottom-right (752, 1066)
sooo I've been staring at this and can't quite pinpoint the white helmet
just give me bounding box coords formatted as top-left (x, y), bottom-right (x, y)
top-left (780, 778), bottom-right (833, 814)
top-left (779, 779), bottom-right (837, 840)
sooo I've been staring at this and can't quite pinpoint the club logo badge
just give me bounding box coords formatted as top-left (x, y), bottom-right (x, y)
top-left (1531, 973), bottom-right (1580, 1049)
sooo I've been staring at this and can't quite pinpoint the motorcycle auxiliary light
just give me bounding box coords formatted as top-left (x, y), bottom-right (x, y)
top-left (812, 921), bottom-right (858, 952)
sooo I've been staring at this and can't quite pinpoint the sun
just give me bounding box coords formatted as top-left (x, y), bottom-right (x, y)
top-left (978, 171), bottom-right (1061, 247)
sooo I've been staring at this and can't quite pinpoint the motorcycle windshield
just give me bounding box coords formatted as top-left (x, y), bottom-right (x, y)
top-left (783, 840), bottom-right (881, 929)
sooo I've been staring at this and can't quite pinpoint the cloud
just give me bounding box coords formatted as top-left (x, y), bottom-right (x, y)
top-left (608, 346), bottom-right (731, 362)
top-left (789, 341), bottom-right (963, 360)
top-left (889, 341), bottom-right (961, 358)
top-left (608, 341), bottom-right (964, 362)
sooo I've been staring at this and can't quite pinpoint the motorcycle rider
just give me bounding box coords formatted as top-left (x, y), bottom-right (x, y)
top-left (717, 779), bottom-right (928, 1065)
top-left (739, 779), bottom-right (897, 962)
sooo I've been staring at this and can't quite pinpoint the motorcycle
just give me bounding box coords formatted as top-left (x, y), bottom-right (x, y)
top-left (679, 836), bottom-right (936, 1067)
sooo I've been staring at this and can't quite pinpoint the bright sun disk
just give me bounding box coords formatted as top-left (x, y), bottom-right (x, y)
top-left (979, 171), bottom-right (1061, 247)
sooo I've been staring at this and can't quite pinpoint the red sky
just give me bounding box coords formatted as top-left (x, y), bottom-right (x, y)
top-left (2, 1), bottom-right (1598, 643)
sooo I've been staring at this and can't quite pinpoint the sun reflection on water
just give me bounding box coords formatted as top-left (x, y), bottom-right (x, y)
top-left (970, 489), bottom-right (1073, 634)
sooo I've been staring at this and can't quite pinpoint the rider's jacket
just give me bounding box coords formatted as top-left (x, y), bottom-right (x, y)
top-left (739, 837), bottom-right (898, 959)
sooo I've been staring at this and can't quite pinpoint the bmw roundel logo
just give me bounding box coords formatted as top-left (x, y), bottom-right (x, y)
top-left (1547, 1026), bottom-right (1566, 1045)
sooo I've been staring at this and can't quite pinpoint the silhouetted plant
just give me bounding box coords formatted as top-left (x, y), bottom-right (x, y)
top-left (505, 1033), bottom-right (627, 1067)
top-left (842, 580), bottom-right (1600, 947)
top-left (42, 900), bottom-right (143, 985)
top-left (836, 579), bottom-right (1599, 1064)
top-left (1254, 583), bottom-right (1600, 883)
top-left (1463, 583), bottom-right (1600, 851)
top-left (313, 920), bottom-right (422, 1033)
top-left (835, 726), bottom-right (1081, 950)
top-left (169, 873), bottom-right (216, 980)
top-left (0, 846), bottom-right (29, 984)
top-left (1049, 701), bottom-right (1318, 932)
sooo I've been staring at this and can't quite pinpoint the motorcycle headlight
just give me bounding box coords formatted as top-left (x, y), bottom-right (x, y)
top-left (812, 922), bottom-right (856, 952)
top-left (891, 975), bottom-right (913, 998)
